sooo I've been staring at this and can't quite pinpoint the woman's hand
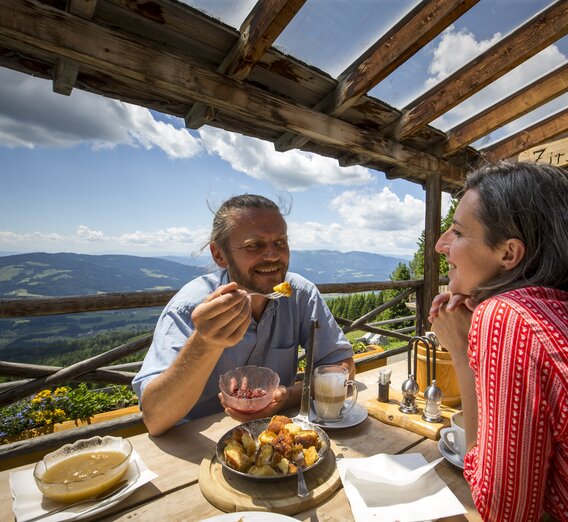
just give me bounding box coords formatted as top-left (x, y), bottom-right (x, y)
top-left (219, 385), bottom-right (291, 423)
top-left (428, 292), bottom-right (477, 324)
top-left (431, 302), bottom-right (473, 360)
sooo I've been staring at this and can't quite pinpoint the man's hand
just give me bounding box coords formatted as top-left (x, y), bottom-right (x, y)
top-left (191, 282), bottom-right (251, 351)
top-left (218, 385), bottom-right (292, 423)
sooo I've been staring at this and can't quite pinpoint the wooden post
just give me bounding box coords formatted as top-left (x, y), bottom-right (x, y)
top-left (423, 172), bottom-right (442, 331)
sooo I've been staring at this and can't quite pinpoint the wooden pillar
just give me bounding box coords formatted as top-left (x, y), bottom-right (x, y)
top-left (423, 172), bottom-right (442, 331)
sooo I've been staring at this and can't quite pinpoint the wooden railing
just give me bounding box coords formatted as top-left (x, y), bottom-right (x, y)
top-left (0, 279), bottom-right (436, 460)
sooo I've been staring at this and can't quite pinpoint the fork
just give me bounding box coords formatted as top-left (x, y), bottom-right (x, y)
top-left (246, 290), bottom-right (287, 299)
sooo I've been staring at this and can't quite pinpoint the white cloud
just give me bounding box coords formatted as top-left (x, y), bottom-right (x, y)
top-left (330, 188), bottom-right (424, 231)
top-left (425, 27), bottom-right (501, 88)
top-left (425, 28), bottom-right (567, 135)
top-left (0, 69), bottom-right (201, 159)
top-left (0, 225), bottom-right (210, 254)
top-left (76, 225), bottom-right (104, 241)
top-left (199, 127), bottom-right (374, 190)
top-left (283, 187), bottom-right (428, 256)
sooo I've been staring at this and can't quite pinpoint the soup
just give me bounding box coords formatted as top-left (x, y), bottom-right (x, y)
top-left (40, 451), bottom-right (128, 503)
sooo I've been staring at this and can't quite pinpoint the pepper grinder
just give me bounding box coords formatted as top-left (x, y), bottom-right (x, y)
top-left (377, 368), bottom-right (392, 403)
top-left (421, 333), bottom-right (443, 423)
top-left (399, 337), bottom-right (419, 414)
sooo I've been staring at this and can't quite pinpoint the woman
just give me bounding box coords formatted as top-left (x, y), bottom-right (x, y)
top-left (429, 162), bottom-right (568, 521)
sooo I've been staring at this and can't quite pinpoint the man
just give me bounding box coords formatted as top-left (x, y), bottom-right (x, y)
top-left (132, 194), bottom-right (355, 435)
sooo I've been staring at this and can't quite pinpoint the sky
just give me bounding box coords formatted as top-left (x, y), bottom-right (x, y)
top-left (1, 0), bottom-right (566, 259)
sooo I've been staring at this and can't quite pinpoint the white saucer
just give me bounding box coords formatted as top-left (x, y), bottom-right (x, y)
top-left (309, 401), bottom-right (368, 430)
top-left (438, 439), bottom-right (464, 470)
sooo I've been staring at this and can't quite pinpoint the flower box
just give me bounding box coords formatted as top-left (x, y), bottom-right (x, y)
top-left (353, 344), bottom-right (387, 373)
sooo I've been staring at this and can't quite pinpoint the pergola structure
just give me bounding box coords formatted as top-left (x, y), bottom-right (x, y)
top-left (1, 0), bottom-right (567, 324)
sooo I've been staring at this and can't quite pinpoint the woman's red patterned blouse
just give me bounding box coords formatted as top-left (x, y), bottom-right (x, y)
top-left (464, 286), bottom-right (568, 521)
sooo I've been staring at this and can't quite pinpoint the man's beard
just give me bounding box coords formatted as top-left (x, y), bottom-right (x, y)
top-left (224, 252), bottom-right (288, 294)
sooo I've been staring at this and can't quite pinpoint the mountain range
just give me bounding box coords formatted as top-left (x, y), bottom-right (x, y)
top-left (0, 250), bottom-right (409, 298)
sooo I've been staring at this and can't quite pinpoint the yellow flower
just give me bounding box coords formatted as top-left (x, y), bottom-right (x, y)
top-left (54, 387), bottom-right (69, 397)
top-left (36, 390), bottom-right (52, 399)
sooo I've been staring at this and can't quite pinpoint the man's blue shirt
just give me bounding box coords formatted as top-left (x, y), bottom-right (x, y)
top-left (132, 270), bottom-right (353, 420)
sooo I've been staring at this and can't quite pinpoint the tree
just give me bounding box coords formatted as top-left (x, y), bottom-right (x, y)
top-left (409, 199), bottom-right (457, 278)
top-left (380, 263), bottom-right (412, 327)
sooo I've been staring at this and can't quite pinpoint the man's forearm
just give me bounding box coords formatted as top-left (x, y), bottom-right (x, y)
top-left (141, 334), bottom-right (224, 435)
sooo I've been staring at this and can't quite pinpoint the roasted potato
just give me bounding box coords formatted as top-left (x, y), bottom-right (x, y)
top-left (224, 446), bottom-right (253, 472)
top-left (294, 429), bottom-right (319, 448)
top-left (258, 429), bottom-right (277, 445)
top-left (267, 415), bottom-right (292, 433)
top-left (222, 415), bottom-right (322, 477)
top-left (303, 446), bottom-right (319, 467)
top-left (249, 464), bottom-right (278, 477)
top-left (256, 443), bottom-right (274, 466)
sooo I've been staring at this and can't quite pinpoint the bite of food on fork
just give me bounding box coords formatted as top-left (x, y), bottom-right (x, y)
top-left (244, 281), bottom-right (292, 299)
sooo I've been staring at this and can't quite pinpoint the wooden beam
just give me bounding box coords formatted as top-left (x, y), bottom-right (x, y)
top-left (275, 0), bottom-right (479, 152)
top-left (443, 62), bottom-right (568, 156)
top-left (422, 172), bottom-right (441, 330)
top-left (67, 0), bottom-right (98, 19)
top-left (518, 136), bottom-right (568, 168)
top-left (52, 0), bottom-right (98, 94)
top-left (186, 0), bottom-right (305, 129)
top-left (52, 57), bottom-right (79, 95)
top-left (0, 0), bottom-right (465, 180)
top-left (184, 102), bottom-right (216, 129)
top-left (398, 0), bottom-right (568, 139)
top-left (481, 107), bottom-right (568, 163)
top-left (220, 0), bottom-right (305, 80)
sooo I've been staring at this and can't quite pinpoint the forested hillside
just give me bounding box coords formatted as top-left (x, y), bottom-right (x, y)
top-left (0, 252), bottom-right (206, 297)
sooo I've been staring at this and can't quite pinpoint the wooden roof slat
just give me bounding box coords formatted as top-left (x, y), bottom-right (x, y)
top-left (397, 0), bottom-right (568, 139)
top-left (443, 62), bottom-right (568, 156)
top-left (220, 0), bottom-right (306, 81)
top-left (68, 0), bottom-right (97, 19)
top-left (186, 0), bottom-right (305, 129)
top-left (274, 0), bottom-right (479, 153)
top-left (0, 0), bottom-right (465, 183)
top-left (481, 107), bottom-right (568, 163)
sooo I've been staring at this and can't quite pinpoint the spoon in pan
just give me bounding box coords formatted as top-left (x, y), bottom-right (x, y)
top-left (297, 465), bottom-right (309, 497)
top-left (294, 319), bottom-right (319, 497)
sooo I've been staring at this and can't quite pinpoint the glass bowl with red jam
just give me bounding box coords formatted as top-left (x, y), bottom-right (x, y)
top-left (219, 366), bottom-right (280, 413)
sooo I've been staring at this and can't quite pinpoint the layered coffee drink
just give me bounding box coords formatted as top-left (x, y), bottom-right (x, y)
top-left (313, 365), bottom-right (358, 422)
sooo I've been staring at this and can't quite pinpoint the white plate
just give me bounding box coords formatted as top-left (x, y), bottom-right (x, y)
top-left (201, 512), bottom-right (297, 522)
top-left (309, 401), bottom-right (368, 430)
top-left (438, 439), bottom-right (464, 470)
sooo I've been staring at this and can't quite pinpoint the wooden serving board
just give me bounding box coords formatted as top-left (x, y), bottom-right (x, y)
top-left (366, 388), bottom-right (459, 440)
top-left (198, 448), bottom-right (341, 515)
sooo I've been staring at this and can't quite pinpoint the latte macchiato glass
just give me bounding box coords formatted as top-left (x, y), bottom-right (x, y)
top-left (313, 365), bottom-right (358, 422)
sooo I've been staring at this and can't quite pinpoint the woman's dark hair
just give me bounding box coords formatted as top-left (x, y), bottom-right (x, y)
top-left (464, 162), bottom-right (568, 301)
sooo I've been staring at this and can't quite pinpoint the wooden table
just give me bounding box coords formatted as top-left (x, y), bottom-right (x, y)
top-left (0, 362), bottom-right (481, 521)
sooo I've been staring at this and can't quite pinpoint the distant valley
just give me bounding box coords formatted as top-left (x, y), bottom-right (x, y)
top-left (0, 250), bottom-right (409, 365)
top-left (0, 250), bottom-right (408, 298)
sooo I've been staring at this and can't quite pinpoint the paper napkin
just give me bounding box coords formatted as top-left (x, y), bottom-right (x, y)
top-left (337, 452), bottom-right (466, 522)
top-left (10, 450), bottom-right (157, 522)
